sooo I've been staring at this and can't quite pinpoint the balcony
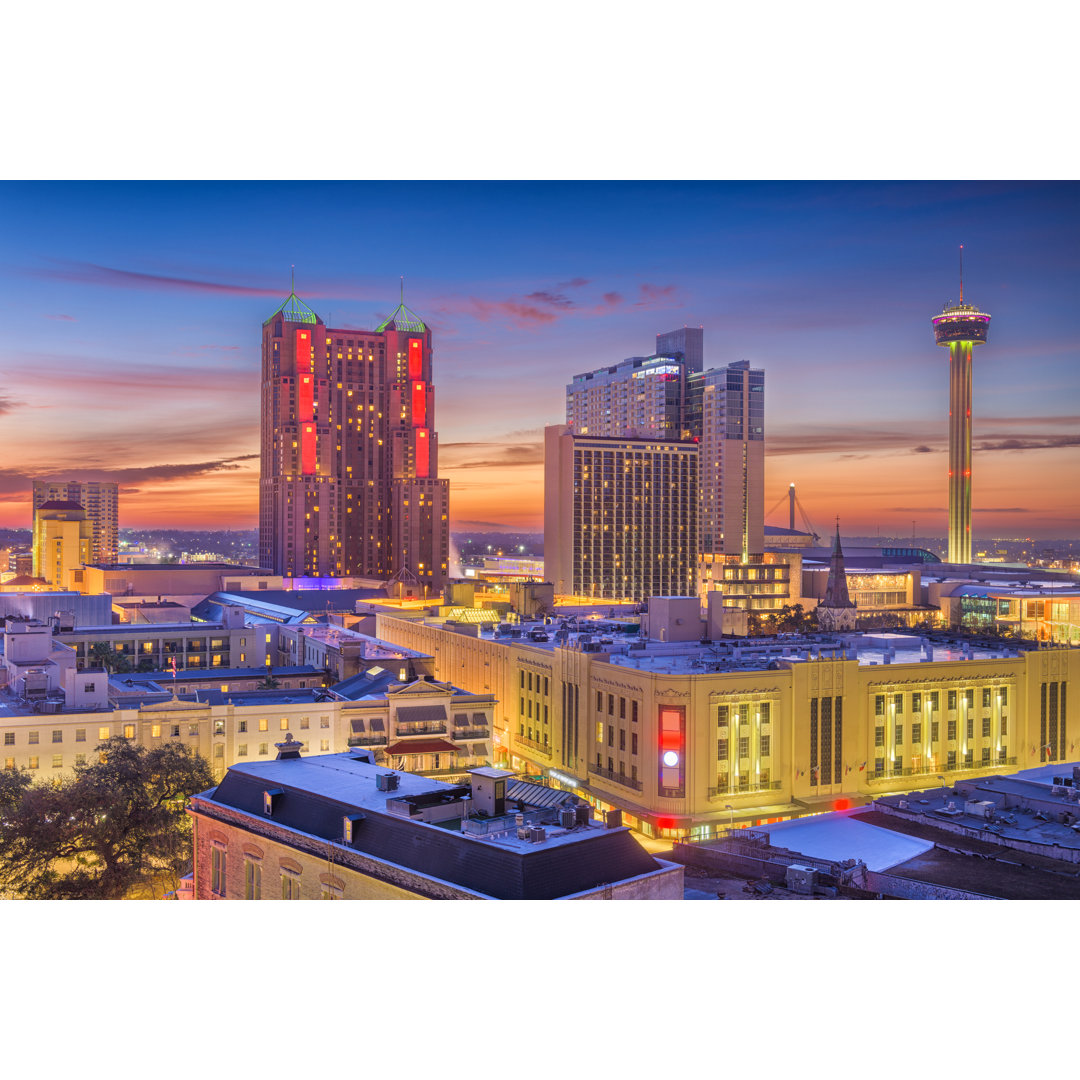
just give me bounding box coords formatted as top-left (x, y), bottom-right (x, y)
top-left (348, 735), bottom-right (388, 747)
top-left (872, 757), bottom-right (1017, 781)
top-left (452, 728), bottom-right (490, 741)
top-left (395, 722), bottom-right (446, 736)
top-left (708, 781), bottom-right (782, 799)
top-left (588, 762), bottom-right (643, 792)
top-left (515, 734), bottom-right (551, 756)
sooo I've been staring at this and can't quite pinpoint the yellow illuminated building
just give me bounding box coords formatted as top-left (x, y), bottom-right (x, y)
top-left (375, 612), bottom-right (1078, 840)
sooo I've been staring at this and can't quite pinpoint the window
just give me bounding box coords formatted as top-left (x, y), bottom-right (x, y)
top-left (28, 757), bottom-right (38, 770)
top-left (607, 756), bottom-right (614, 773)
top-left (874, 695), bottom-right (885, 717)
top-left (74, 754), bottom-right (85, 766)
top-left (912, 723), bottom-right (922, 743)
top-left (982, 717), bottom-right (991, 738)
top-left (1000, 687), bottom-right (1008, 706)
top-left (965, 690), bottom-right (974, 710)
top-left (947, 750), bottom-right (956, 767)
top-left (966, 717), bottom-right (974, 739)
top-left (718, 705), bottom-right (729, 725)
top-left (211, 847), bottom-right (226, 896)
top-left (99, 726), bottom-right (110, 740)
top-left (912, 693), bottom-right (922, 712)
top-left (982, 747), bottom-right (991, 763)
top-left (520, 671), bottom-right (525, 689)
top-left (151, 724), bottom-right (161, 738)
top-left (596, 691), bottom-right (602, 711)
top-left (51, 730), bottom-right (63, 744)
top-left (947, 719), bottom-right (957, 741)
top-left (3, 733), bottom-right (12, 746)
top-left (237, 744), bottom-right (247, 757)
top-left (895, 725), bottom-right (903, 745)
top-left (244, 860), bottom-right (262, 900)
top-left (123, 724), bottom-right (135, 739)
top-left (259, 718), bottom-right (268, 732)
top-left (619, 697), bottom-right (626, 719)
top-left (893, 694), bottom-right (903, 713)
top-left (320, 716), bottom-right (329, 728)
top-left (631, 732), bottom-right (638, 755)
top-left (281, 874), bottom-right (300, 900)
top-left (948, 690), bottom-right (957, 711)
top-left (760, 735), bottom-right (770, 757)
top-left (738, 737), bottom-right (749, 758)
top-left (964, 749), bottom-right (973, 766)
top-left (320, 882), bottom-right (344, 900)
top-left (320, 740), bottom-right (329, 751)
top-left (85, 683), bottom-right (95, 693)
top-left (608, 695), bottom-right (614, 716)
top-left (928, 692), bottom-right (939, 710)
top-left (874, 727), bottom-right (885, 747)
top-left (188, 724), bottom-right (198, 737)
top-left (28, 731), bottom-right (39, 745)
top-left (52, 754), bottom-right (63, 768)
top-left (238, 720), bottom-right (247, 734)
top-left (171, 725), bottom-right (180, 737)
top-left (931, 721), bottom-right (940, 741)
top-left (607, 725), bottom-right (614, 747)
top-left (982, 688), bottom-right (991, 709)
top-left (619, 729), bottom-right (625, 751)
top-left (1001, 717), bottom-right (1008, 735)
top-left (632, 701), bottom-right (638, 723)
top-left (300, 718), bottom-right (309, 729)
top-left (259, 743), bottom-right (268, 755)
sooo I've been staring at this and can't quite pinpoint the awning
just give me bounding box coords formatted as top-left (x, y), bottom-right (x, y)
top-left (396, 705), bottom-right (446, 724)
top-left (384, 738), bottom-right (459, 756)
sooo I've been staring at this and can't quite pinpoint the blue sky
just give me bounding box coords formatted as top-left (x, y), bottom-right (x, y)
top-left (1, 181), bottom-right (1076, 537)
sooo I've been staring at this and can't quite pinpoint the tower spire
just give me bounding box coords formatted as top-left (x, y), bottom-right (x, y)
top-left (291, 264), bottom-right (295, 295)
top-left (959, 244), bottom-right (963, 304)
top-left (401, 275), bottom-right (404, 304)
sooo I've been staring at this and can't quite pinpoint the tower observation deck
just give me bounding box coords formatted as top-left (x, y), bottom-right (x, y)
top-left (933, 281), bottom-right (991, 565)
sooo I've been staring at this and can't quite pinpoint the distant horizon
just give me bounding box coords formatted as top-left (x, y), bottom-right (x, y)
top-left (2, 181), bottom-right (1077, 540)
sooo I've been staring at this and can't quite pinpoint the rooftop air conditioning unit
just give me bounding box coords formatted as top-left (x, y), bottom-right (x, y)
top-left (559, 807), bottom-right (577, 829)
top-left (517, 826), bottom-right (532, 840)
top-left (529, 826), bottom-right (546, 843)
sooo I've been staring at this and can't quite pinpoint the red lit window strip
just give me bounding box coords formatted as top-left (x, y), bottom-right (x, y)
top-left (296, 329), bottom-right (315, 475)
top-left (411, 381), bottom-right (427, 428)
top-left (408, 339), bottom-right (423, 380)
top-left (416, 429), bottom-right (429, 477)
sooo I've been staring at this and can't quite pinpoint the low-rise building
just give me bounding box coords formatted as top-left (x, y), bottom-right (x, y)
top-left (375, 609), bottom-right (1080, 841)
top-left (188, 742), bottom-right (683, 899)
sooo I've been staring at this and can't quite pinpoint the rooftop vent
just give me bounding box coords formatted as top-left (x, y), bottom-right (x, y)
top-left (376, 772), bottom-right (399, 792)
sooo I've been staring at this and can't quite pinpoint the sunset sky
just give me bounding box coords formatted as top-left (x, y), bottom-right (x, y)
top-left (1, 181), bottom-right (1076, 540)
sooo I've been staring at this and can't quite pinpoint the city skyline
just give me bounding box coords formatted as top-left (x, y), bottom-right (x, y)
top-left (1, 181), bottom-right (1076, 540)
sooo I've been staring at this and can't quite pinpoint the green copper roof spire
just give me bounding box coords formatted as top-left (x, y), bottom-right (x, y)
top-left (263, 268), bottom-right (321, 325)
top-left (376, 276), bottom-right (427, 333)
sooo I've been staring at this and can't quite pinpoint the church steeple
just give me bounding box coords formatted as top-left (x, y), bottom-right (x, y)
top-left (817, 518), bottom-right (857, 630)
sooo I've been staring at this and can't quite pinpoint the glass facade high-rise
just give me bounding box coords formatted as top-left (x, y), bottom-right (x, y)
top-left (259, 289), bottom-right (449, 591)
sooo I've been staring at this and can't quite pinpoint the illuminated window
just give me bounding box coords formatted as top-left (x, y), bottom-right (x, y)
top-left (259, 719), bottom-right (268, 732)
top-left (28, 757), bottom-right (39, 770)
top-left (320, 739), bottom-right (330, 752)
top-left (151, 724), bottom-right (161, 738)
top-left (237, 744), bottom-right (247, 757)
top-left (98, 727), bottom-right (109, 741)
top-left (123, 724), bottom-right (135, 739)
top-left (320, 716), bottom-right (329, 729)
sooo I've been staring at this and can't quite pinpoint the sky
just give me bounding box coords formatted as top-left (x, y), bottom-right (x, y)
top-left (0, 180), bottom-right (1076, 541)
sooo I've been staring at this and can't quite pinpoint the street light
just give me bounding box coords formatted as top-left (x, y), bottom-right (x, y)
top-left (725, 804), bottom-right (734, 832)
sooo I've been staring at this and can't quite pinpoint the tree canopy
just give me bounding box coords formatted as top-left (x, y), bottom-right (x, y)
top-left (0, 736), bottom-right (214, 900)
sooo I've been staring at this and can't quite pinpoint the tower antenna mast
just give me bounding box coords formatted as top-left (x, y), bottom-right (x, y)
top-left (959, 244), bottom-right (963, 304)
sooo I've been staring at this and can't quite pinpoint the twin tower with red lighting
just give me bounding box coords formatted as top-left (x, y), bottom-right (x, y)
top-left (259, 287), bottom-right (449, 592)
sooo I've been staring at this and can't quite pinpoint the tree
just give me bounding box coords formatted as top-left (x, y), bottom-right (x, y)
top-left (0, 737), bottom-right (214, 900)
top-left (89, 642), bottom-right (131, 674)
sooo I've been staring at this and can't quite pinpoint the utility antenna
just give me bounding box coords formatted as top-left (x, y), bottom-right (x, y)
top-left (400, 276), bottom-right (405, 304)
top-left (959, 244), bottom-right (963, 304)
top-left (291, 264), bottom-right (295, 294)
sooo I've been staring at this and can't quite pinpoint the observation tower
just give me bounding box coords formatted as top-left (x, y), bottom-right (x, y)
top-left (932, 247), bottom-right (990, 564)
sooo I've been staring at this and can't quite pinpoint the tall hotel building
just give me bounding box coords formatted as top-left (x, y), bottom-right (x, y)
top-left (32, 481), bottom-right (118, 565)
top-left (551, 328), bottom-right (767, 604)
top-left (259, 289), bottom-right (449, 590)
top-left (545, 427), bottom-right (699, 600)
